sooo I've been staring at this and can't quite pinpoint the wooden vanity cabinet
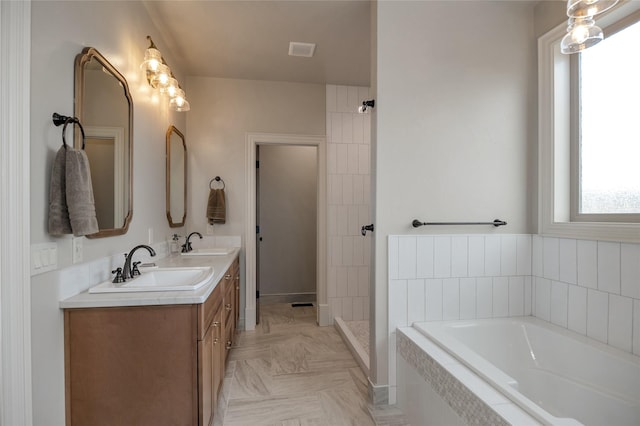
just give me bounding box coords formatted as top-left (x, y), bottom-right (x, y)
top-left (197, 283), bottom-right (224, 426)
top-left (64, 256), bottom-right (240, 426)
top-left (64, 304), bottom-right (199, 426)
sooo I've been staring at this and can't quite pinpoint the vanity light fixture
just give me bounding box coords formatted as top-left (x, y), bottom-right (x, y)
top-left (561, 0), bottom-right (618, 54)
top-left (358, 99), bottom-right (375, 114)
top-left (141, 36), bottom-right (190, 111)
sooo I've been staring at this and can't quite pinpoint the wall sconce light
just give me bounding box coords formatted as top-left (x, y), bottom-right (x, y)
top-left (141, 36), bottom-right (190, 111)
top-left (561, 0), bottom-right (618, 54)
top-left (358, 99), bottom-right (375, 113)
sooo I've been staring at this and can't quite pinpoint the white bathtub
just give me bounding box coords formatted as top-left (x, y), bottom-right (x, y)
top-left (397, 317), bottom-right (640, 426)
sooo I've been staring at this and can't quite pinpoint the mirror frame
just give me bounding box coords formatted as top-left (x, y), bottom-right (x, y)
top-left (74, 47), bottom-right (133, 238)
top-left (166, 125), bottom-right (187, 227)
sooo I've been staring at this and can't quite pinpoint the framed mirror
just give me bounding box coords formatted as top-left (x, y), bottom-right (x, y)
top-left (166, 126), bottom-right (186, 227)
top-left (74, 47), bottom-right (133, 238)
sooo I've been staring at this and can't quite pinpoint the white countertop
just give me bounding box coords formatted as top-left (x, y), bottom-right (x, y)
top-left (59, 248), bottom-right (240, 309)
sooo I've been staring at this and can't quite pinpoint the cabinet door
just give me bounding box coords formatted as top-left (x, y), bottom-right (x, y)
top-left (65, 305), bottom-right (198, 426)
top-left (212, 310), bottom-right (223, 409)
top-left (199, 325), bottom-right (214, 426)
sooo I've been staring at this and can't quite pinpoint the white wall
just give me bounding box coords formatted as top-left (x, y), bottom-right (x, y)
top-left (326, 85), bottom-right (372, 322)
top-left (30, 1), bottom-right (186, 423)
top-left (186, 76), bottom-right (325, 317)
top-left (373, 0), bottom-right (537, 397)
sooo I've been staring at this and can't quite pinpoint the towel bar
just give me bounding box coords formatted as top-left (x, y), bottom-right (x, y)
top-left (209, 176), bottom-right (225, 190)
top-left (412, 219), bottom-right (507, 228)
top-left (52, 112), bottom-right (86, 150)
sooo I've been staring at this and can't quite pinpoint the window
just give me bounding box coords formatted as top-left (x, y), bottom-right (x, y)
top-left (539, 3), bottom-right (640, 241)
top-left (573, 17), bottom-right (640, 221)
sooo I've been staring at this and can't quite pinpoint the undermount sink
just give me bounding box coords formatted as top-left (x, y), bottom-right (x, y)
top-left (89, 267), bottom-right (214, 294)
top-left (181, 247), bottom-right (234, 256)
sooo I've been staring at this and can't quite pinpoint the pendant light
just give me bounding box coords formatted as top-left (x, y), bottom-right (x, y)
top-left (561, 17), bottom-right (604, 54)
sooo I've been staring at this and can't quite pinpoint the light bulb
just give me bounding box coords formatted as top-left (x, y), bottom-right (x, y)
top-left (149, 63), bottom-right (171, 89)
top-left (169, 88), bottom-right (190, 112)
top-left (561, 17), bottom-right (603, 54)
top-left (140, 47), bottom-right (162, 72)
top-left (160, 78), bottom-right (179, 97)
top-left (572, 24), bottom-right (590, 43)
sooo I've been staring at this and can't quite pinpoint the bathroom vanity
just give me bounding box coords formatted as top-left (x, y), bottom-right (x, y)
top-left (60, 250), bottom-right (240, 426)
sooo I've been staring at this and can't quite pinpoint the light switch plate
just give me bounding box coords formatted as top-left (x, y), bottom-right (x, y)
top-left (31, 242), bottom-right (57, 275)
top-left (72, 237), bottom-right (83, 264)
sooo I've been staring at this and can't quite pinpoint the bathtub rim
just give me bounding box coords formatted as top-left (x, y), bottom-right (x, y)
top-left (412, 316), bottom-right (640, 426)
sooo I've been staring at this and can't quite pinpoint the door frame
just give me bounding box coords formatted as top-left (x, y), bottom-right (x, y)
top-left (244, 133), bottom-right (327, 330)
top-left (1, 0), bottom-right (33, 423)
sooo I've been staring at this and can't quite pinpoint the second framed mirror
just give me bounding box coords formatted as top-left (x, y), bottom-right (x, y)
top-left (166, 125), bottom-right (186, 227)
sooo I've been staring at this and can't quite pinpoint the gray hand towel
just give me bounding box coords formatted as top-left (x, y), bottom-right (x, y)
top-left (66, 149), bottom-right (99, 236)
top-left (48, 146), bottom-right (73, 235)
top-left (206, 188), bottom-right (226, 224)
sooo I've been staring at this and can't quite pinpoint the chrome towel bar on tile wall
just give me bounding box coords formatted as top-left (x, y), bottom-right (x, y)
top-left (412, 219), bottom-right (507, 228)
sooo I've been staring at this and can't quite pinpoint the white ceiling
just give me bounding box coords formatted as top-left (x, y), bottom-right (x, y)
top-left (143, 0), bottom-right (372, 86)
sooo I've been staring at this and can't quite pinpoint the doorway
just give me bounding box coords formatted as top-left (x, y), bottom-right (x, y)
top-left (256, 145), bottom-right (317, 318)
top-left (244, 133), bottom-right (327, 330)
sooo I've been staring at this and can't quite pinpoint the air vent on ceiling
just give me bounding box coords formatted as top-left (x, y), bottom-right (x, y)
top-left (288, 42), bottom-right (316, 58)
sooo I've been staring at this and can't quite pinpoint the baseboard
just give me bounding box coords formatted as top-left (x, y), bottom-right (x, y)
top-left (318, 303), bottom-right (331, 326)
top-left (260, 293), bottom-right (316, 304)
top-left (368, 378), bottom-right (389, 406)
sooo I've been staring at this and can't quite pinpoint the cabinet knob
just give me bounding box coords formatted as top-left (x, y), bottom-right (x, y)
top-left (226, 341), bottom-right (232, 349)
top-left (225, 274), bottom-right (231, 279)
top-left (225, 303), bottom-right (232, 311)
top-left (213, 321), bottom-right (220, 327)
top-left (214, 338), bottom-right (219, 344)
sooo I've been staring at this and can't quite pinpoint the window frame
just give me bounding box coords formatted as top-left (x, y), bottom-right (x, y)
top-left (538, 2), bottom-right (640, 242)
top-left (570, 11), bottom-right (640, 224)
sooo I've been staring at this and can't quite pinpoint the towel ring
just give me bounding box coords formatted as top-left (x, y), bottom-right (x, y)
top-left (52, 112), bottom-right (86, 150)
top-left (209, 176), bottom-right (225, 190)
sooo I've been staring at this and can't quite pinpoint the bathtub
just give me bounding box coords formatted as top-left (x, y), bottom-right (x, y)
top-left (396, 317), bottom-right (640, 426)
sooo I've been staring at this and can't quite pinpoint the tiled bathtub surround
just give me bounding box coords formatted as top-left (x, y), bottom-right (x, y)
top-left (388, 234), bottom-right (533, 403)
top-left (532, 236), bottom-right (640, 355)
top-left (389, 233), bottom-right (640, 406)
top-left (326, 85), bottom-right (372, 322)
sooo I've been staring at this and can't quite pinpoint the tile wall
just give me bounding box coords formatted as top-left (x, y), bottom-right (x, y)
top-left (531, 235), bottom-right (640, 356)
top-left (388, 234), bottom-right (533, 403)
top-left (326, 85), bottom-right (372, 322)
top-left (388, 233), bottom-right (640, 403)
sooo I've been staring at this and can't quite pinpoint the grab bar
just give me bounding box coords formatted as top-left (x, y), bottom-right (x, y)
top-left (412, 219), bottom-right (507, 228)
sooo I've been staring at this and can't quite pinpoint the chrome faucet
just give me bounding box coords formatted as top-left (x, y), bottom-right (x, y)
top-left (122, 245), bottom-right (156, 280)
top-left (181, 232), bottom-right (203, 253)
